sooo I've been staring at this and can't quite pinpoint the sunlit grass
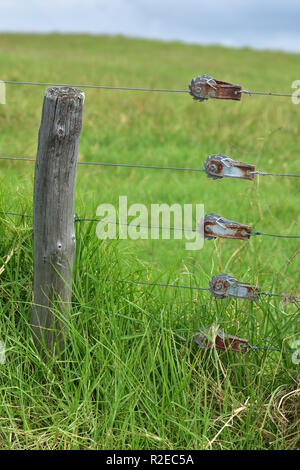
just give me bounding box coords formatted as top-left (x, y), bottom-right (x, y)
top-left (0, 34), bottom-right (299, 449)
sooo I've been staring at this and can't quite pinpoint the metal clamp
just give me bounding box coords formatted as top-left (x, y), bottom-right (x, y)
top-left (204, 154), bottom-right (256, 181)
top-left (195, 327), bottom-right (249, 353)
top-left (189, 75), bottom-right (242, 102)
top-left (204, 213), bottom-right (251, 241)
top-left (209, 274), bottom-right (259, 300)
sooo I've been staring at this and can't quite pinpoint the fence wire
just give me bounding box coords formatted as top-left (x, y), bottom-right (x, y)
top-left (1, 78), bottom-right (298, 358)
top-left (0, 210), bottom-right (299, 301)
top-left (3, 80), bottom-right (188, 94)
top-left (1, 155), bottom-right (300, 178)
top-left (116, 278), bottom-right (300, 303)
top-left (3, 79), bottom-right (294, 98)
top-left (0, 211), bottom-right (299, 239)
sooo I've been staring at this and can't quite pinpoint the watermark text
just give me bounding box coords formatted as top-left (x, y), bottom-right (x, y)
top-left (96, 196), bottom-right (204, 250)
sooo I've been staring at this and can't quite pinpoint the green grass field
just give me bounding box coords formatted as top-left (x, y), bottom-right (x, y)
top-left (0, 34), bottom-right (299, 450)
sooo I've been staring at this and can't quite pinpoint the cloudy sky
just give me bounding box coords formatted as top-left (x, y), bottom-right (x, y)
top-left (0, 0), bottom-right (300, 52)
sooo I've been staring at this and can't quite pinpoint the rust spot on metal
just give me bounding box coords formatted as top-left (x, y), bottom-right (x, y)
top-left (210, 276), bottom-right (231, 297)
top-left (215, 333), bottom-right (249, 353)
top-left (196, 327), bottom-right (249, 354)
top-left (240, 285), bottom-right (259, 301)
top-left (231, 162), bottom-right (256, 180)
top-left (205, 159), bottom-right (224, 176)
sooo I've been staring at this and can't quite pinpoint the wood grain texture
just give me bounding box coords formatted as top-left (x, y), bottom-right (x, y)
top-left (31, 87), bottom-right (84, 354)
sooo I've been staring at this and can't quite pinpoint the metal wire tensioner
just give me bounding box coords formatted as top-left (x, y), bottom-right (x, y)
top-left (195, 326), bottom-right (284, 354)
top-left (204, 154), bottom-right (256, 180)
top-left (203, 154), bottom-right (300, 180)
top-left (203, 214), bottom-right (252, 241)
top-left (209, 274), bottom-right (259, 300)
top-left (201, 213), bottom-right (300, 241)
top-left (189, 74), bottom-right (293, 102)
top-left (189, 75), bottom-right (243, 102)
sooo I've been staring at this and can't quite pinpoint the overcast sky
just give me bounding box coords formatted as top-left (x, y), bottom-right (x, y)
top-left (0, 0), bottom-right (300, 53)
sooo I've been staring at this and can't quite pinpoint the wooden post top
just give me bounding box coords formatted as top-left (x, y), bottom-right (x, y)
top-left (45, 86), bottom-right (85, 101)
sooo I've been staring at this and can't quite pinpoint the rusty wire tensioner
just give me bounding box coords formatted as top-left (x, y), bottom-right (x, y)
top-left (195, 326), bottom-right (249, 353)
top-left (203, 213), bottom-right (251, 241)
top-left (209, 274), bottom-right (259, 301)
top-left (189, 75), bottom-right (242, 102)
top-left (204, 154), bottom-right (256, 181)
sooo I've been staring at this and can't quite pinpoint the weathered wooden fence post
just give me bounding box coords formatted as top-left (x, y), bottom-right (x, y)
top-left (31, 87), bottom-right (85, 355)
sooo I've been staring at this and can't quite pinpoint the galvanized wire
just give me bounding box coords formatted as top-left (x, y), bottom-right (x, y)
top-left (0, 211), bottom-right (32, 219)
top-left (75, 216), bottom-right (195, 232)
top-left (118, 279), bottom-right (210, 292)
top-left (252, 231), bottom-right (300, 240)
top-left (3, 80), bottom-right (188, 94)
top-left (0, 156), bottom-right (35, 163)
top-left (0, 156), bottom-right (205, 173)
top-left (242, 90), bottom-right (293, 98)
top-left (257, 291), bottom-right (283, 298)
top-left (79, 161), bottom-right (204, 172)
top-left (249, 344), bottom-right (283, 352)
top-left (251, 170), bottom-right (300, 178)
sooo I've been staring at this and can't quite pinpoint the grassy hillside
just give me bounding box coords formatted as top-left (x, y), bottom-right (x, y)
top-left (0, 34), bottom-right (299, 449)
